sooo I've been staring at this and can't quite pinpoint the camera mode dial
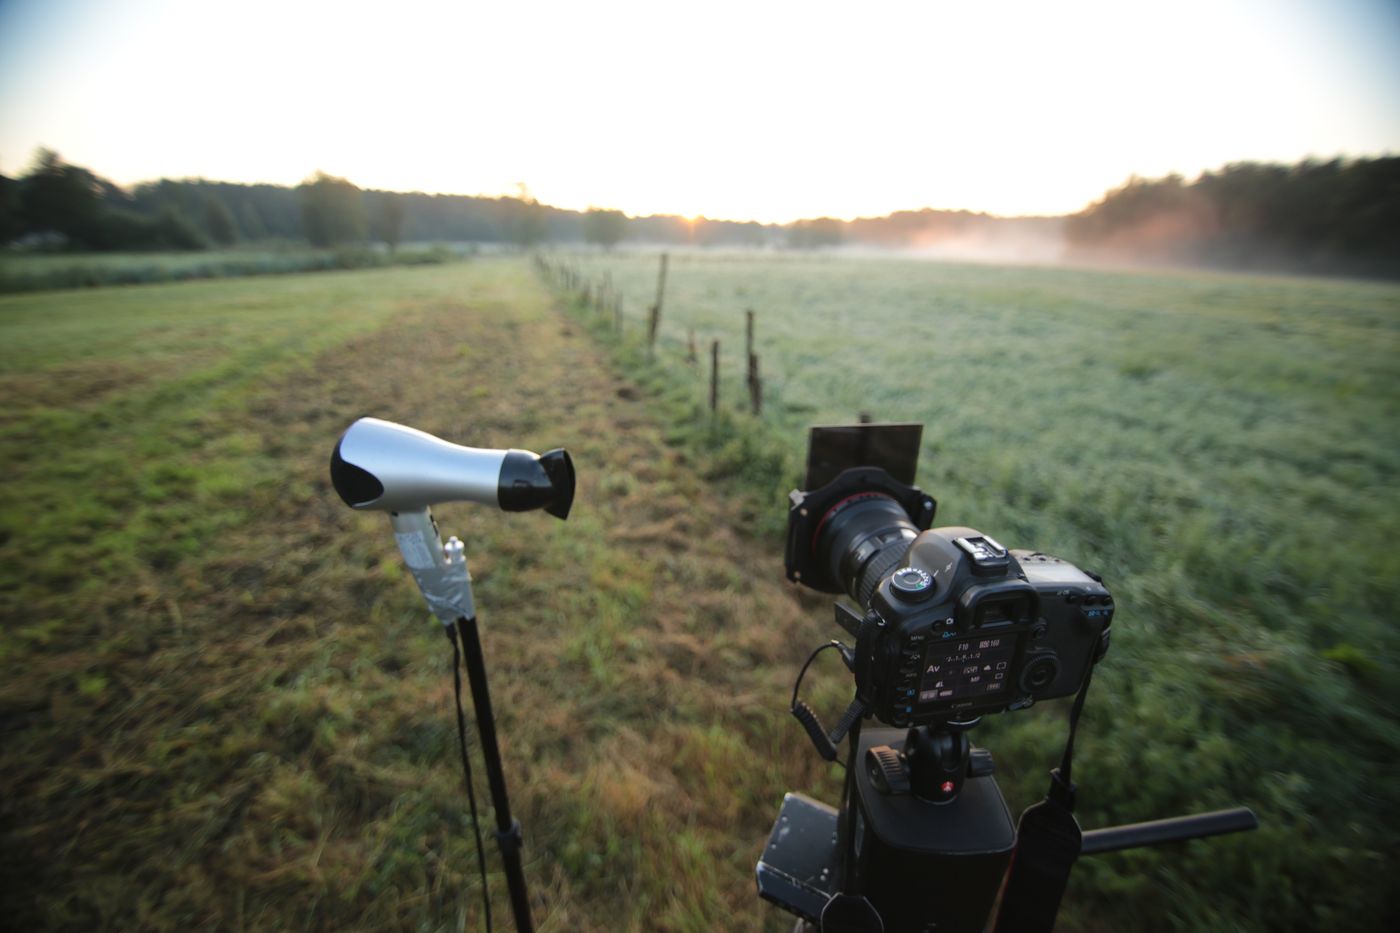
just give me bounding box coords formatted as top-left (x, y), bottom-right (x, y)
top-left (890, 566), bottom-right (935, 601)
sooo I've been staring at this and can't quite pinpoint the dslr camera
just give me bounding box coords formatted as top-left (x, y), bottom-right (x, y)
top-left (784, 423), bottom-right (1113, 730)
top-left (758, 422), bottom-right (1115, 932)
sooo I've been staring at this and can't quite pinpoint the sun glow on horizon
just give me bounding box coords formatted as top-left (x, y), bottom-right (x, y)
top-left (0, 0), bottom-right (1397, 223)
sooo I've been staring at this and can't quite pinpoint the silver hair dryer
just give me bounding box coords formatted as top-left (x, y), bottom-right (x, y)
top-left (330, 417), bottom-right (574, 518)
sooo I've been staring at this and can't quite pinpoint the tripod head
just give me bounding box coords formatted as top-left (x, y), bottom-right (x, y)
top-left (866, 718), bottom-right (994, 803)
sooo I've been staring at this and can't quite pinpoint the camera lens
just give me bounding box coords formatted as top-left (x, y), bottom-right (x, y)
top-left (815, 493), bottom-right (919, 607)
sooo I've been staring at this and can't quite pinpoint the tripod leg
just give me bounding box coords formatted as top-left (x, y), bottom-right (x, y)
top-left (456, 616), bottom-right (535, 933)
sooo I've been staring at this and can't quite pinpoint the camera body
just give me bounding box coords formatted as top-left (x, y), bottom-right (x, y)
top-left (857, 527), bottom-right (1113, 727)
top-left (783, 424), bottom-right (1113, 731)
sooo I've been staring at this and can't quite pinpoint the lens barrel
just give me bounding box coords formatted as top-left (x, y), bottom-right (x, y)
top-left (816, 493), bottom-right (920, 607)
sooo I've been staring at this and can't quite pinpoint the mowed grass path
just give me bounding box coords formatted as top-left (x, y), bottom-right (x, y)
top-left (0, 260), bottom-right (853, 930)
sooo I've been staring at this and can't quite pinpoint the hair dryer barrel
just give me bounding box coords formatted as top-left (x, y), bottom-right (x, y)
top-left (330, 417), bottom-right (574, 518)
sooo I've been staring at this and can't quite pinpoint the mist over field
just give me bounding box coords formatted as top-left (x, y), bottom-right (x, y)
top-left (900, 225), bottom-right (1065, 264)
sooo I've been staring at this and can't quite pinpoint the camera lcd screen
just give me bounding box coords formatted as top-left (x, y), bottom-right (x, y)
top-left (805, 423), bottom-right (923, 489)
top-left (918, 635), bottom-right (1019, 704)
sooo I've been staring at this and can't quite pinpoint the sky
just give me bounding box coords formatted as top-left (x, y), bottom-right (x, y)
top-left (0, 0), bottom-right (1397, 223)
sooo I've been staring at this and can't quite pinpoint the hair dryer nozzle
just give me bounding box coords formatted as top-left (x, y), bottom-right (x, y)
top-left (499, 448), bottom-right (575, 520)
top-left (330, 432), bottom-right (386, 508)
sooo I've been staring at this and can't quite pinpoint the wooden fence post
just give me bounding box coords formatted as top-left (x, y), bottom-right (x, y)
top-left (748, 349), bottom-right (762, 415)
top-left (710, 340), bottom-right (720, 413)
top-left (655, 252), bottom-right (669, 315)
top-left (648, 252), bottom-right (668, 356)
top-left (745, 309), bottom-right (763, 414)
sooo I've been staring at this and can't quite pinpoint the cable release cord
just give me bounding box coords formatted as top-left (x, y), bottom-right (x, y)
top-left (791, 641), bottom-right (859, 767)
top-left (447, 624), bottom-right (493, 933)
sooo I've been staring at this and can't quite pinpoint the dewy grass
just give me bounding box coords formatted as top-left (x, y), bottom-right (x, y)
top-left (0, 245), bottom-right (457, 294)
top-left (2, 253), bottom-right (1396, 930)
top-left (548, 249), bottom-right (1400, 931)
top-left (0, 258), bottom-right (844, 931)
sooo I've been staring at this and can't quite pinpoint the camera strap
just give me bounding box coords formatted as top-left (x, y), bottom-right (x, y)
top-left (991, 653), bottom-right (1097, 933)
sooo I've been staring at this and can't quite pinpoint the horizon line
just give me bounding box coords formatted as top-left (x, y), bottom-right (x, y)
top-left (10, 146), bottom-right (1398, 227)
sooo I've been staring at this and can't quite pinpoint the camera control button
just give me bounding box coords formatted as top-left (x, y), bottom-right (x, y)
top-left (1019, 655), bottom-right (1060, 693)
top-left (890, 566), bottom-right (935, 600)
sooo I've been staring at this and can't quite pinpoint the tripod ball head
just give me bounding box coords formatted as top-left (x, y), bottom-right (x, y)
top-left (331, 417), bottom-right (574, 519)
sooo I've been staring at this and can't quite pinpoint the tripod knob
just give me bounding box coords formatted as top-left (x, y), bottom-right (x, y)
top-left (866, 745), bottom-right (911, 796)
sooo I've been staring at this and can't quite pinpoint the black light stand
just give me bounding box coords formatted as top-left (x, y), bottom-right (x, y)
top-left (453, 614), bottom-right (534, 933)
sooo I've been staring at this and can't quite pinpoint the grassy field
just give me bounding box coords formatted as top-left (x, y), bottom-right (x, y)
top-left (0, 259), bottom-right (851, 931)
top-left (0, 245), bottom-right (457, 293)
top-left (557, 250), bottom-right (1400, 929)
top-left (1, 253), bottom-right (1396, 930)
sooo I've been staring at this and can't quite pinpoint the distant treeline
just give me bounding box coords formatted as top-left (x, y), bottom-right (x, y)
top-left (2, 149), bottom-right (1396, 276)
top-left (0, 150), bottom-right (782, 253)
top-left (1064, 157), bottom-right (1400, 277)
